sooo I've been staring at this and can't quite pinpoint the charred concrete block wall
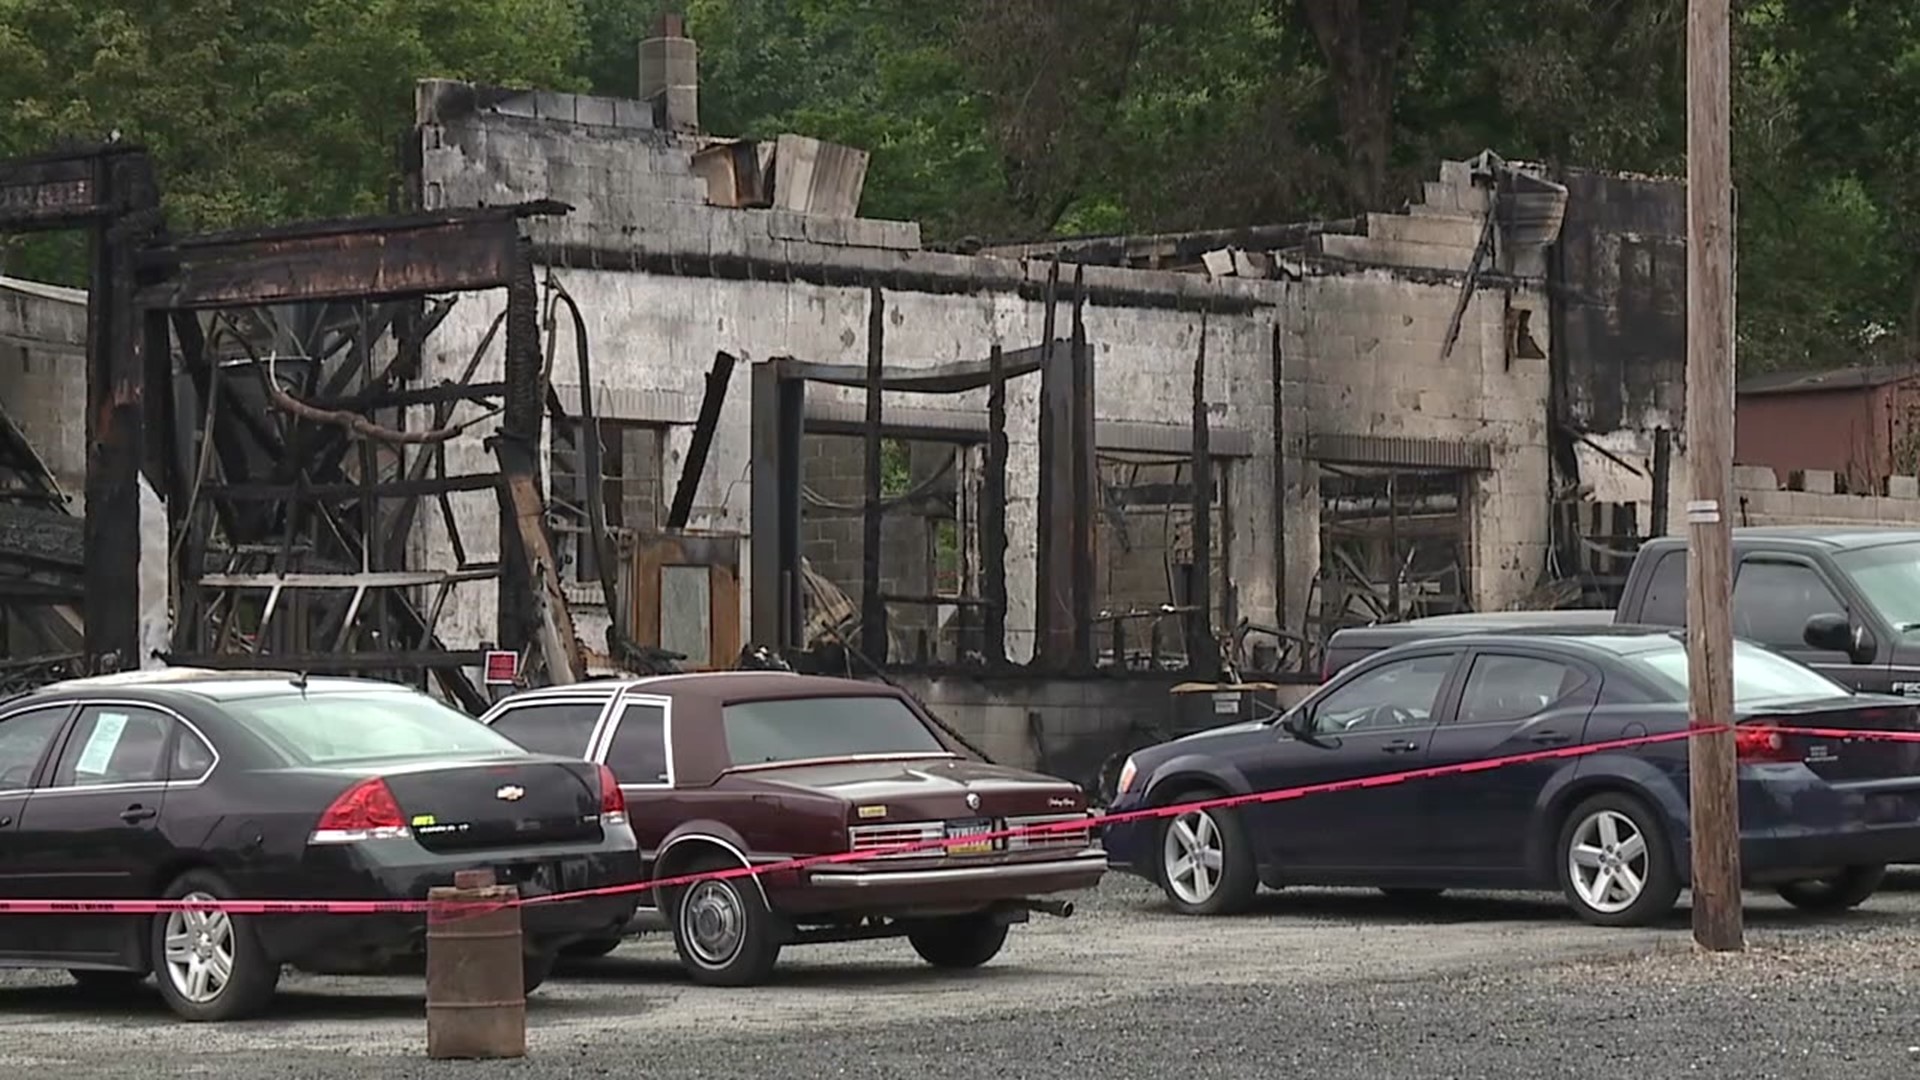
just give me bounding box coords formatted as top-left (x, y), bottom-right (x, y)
top-left (0, 278), bottom-right (87, 509)
top-left (1550, 168), bottom-right (1690, 543)
top-left (407, 81), bottom-right (1285, 676)
top-left (797, 432), bottom-right (942, 647)
top-left (405, 81), bottom-right (1675, 753)
top-left (1275, 158), bottom-right (1560, 622)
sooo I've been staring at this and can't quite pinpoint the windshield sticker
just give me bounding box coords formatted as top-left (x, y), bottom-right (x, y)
top-left (75, 713), bottom-right (128, 776)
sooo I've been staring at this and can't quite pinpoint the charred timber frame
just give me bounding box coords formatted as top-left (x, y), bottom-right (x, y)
top-left (143, 201), bottom-right (573, 704)
top-left (746, 316), bottom-right (1093, 674)
top-left (0, 145), bottom-right (165, 675)
top-left (0, 142), bottom-right (580, 698)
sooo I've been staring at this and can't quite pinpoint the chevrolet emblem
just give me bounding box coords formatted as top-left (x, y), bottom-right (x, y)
top-left (495, 785), bottom-right (526, 802)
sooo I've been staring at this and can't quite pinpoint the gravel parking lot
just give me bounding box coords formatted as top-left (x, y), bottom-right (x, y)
top-left (5, 873), bottom-right (1920, 1078)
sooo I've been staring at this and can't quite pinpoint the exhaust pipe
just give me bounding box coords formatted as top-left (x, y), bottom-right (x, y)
top-left (1026, 899), bottom-right (1074, 919)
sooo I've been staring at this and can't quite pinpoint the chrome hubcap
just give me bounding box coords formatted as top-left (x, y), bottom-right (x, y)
top-left (1568, 810), bottom-right (1650, 914)
top-left (163, 893), bottom-right (235, 1004)
top-left (1163, 809), bottom-right (1225, 905)
top-left (682, 881), bottom-right (745, 966)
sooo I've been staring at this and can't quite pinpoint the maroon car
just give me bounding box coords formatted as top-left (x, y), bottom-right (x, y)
top-left (477, 672), bottom-right (1104, 985)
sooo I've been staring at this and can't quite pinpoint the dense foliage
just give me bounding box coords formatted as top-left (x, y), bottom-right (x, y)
top-left (0, 0), bottom-right (1913, 373)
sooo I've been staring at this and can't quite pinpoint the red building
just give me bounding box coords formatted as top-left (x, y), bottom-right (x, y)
top-left (1735, 364), bottom-right (1920, 492)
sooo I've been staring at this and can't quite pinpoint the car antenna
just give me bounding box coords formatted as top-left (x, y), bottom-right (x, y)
top-left (290, 669), bottom-right (310, 695)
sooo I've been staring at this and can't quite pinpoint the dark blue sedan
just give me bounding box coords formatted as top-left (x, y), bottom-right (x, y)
top-left (1103, 628), bottom-right (1920, 926)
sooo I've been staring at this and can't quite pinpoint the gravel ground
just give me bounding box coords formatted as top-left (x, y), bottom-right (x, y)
top-left (5, 873), bottom-right (1920, 1078)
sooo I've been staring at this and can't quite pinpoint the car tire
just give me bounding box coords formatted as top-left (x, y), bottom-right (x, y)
top-left (1378, 887), bottom-right (1444, 901)
top-left (69, 969), bottom-right (146, 994)
top-left (522, 950), bottom-right (558, 995)
top-left (1555, 792), bottom-right (1681, 927)
top-left (559, 936), bottom-right (623, 960)
top-left (1776, 864), bottom-right (1885, 912)
top-left (907, 915), bottom-right (1009, 969)
top-left (666, 855), bottom-right (781, 987)
top-left (151, 869), bottom-right (281, 1022)
top-left (1155, 796), bottom-right (1258, 916)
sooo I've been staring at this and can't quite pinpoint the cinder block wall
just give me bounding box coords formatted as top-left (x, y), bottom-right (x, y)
top-left (1726, 465), bottom-right (1920, 526)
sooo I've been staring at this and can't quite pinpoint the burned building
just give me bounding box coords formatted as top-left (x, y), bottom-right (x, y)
top-left (400, 33), bottom-right (1691, 781)
top-left (0, 24), bottom-right (1709, 790)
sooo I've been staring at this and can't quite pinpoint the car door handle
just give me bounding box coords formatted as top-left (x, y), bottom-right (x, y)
top-left (119, 805), bottom-right (157, 824)
top-left (1529, 732), bottom-right (1572, 746)
top-left (1380, 740), bottom-right (1422, 754)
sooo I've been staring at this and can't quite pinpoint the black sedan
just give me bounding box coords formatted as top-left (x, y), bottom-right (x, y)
top-left (1104, 628), bottom-right (1920, 925)
top-left (0, 668), bottom-right (641, 1021)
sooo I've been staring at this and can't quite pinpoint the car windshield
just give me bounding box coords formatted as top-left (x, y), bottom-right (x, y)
top-left (1628, 638), bottom-right (1850, 706)
top-left (227, 691), bottom-right (527, 766)
top-left (1834, 541), bottom-right (1920, 631)
top-left (720, 695), bottom-right (949, 767)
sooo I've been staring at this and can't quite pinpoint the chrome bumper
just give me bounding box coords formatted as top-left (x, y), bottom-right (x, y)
top-left (806, 847), bottom-right (1108, 889)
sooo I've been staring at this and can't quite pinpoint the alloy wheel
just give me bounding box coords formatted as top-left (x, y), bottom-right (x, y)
top-left (162, 893), bottom-right (236, 1004)
top-left (1566, 809), bottom-right (1650, 914)
top-left (1162, 809), bottom-right (1226, 905)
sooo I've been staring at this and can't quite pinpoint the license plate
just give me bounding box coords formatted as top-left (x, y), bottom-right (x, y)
top-left (493, 862), bottom-right (557, 891)
top-left (945, 818), bottom-right (995, 856)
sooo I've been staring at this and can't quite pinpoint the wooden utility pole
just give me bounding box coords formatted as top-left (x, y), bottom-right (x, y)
top-left (1684, 0), bottom-right (1744, 952)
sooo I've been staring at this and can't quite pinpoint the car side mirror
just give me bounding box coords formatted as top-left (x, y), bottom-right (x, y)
top-left (1280, 712), bottom-right (1311, 739)
top-left (1804, 612), bottom-right (1876, 665)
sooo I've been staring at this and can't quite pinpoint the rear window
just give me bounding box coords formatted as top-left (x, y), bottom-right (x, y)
top-left (226, 692), bottom-right (527, 766)
top-left (721, 696), bottom-right (948, 767)
top-left (1627, 639), bottom-right (1849, 707)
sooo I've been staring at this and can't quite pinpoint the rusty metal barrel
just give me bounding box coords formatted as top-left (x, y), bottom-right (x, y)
top-left (426, 868), bottom-right (526, 1059)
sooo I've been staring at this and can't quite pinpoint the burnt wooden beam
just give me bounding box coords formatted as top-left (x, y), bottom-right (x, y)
top-left (82, 150), bottom-right (163, 672)
top-left (1651, 426), bottom-right (1672, 537)
top-left (774, 339), bottom-right (1062, 394)
top-left (1271, 324), bottom-right (1287, 633)
top-left (1069, 267), bottom-right (1095, 669)
top-left (494, 232), bottom-right (545, 656)
top-left (860, 286), bottom-right (888, 665)
top-left (163, 648), bottom-right (495, 672)
top-left (748, 360), bottom-right (805, 650)
top-left (667, 351), bottom-right (735, 529)
top-left (1035, 262), bottom-right (1074, 668)
top-left (983, 344), bottom-right (1009, 664)
top-left (206, 472), bottom-right (499, 502)
top-left (1187, 318), bottom-right (1217, 679)
top-left (137, 202), bottom-right (565, 310)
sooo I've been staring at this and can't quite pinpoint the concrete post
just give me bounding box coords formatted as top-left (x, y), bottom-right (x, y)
top-left (425, 868), bottom-right (526, 1059)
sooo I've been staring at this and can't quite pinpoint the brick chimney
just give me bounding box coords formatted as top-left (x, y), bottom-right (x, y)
top-left (638, 13), bottom-right (698, 133)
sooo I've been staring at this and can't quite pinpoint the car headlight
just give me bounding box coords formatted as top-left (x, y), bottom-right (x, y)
top-left (1116, 756), bottom-right (1138, 796)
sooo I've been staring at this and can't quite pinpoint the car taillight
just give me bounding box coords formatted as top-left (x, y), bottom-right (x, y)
top-left (309, 778), bottom-right (410, 845)
top-left (1735, 726), bottom-right (1798, 763)
top-left (597, 763), bottom-right (628, 827)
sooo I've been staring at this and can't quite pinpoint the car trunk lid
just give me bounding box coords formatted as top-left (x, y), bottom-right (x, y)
top-left (735, 757), bottom-right (1090, 860)
top-left (1739, 696), bottom-right (1920, 783)
top-left (373, 757), bottom-right (606, 852)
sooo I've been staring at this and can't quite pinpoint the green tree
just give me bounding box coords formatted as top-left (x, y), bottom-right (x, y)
top-left (0, 0), bottom-right (585, 282)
